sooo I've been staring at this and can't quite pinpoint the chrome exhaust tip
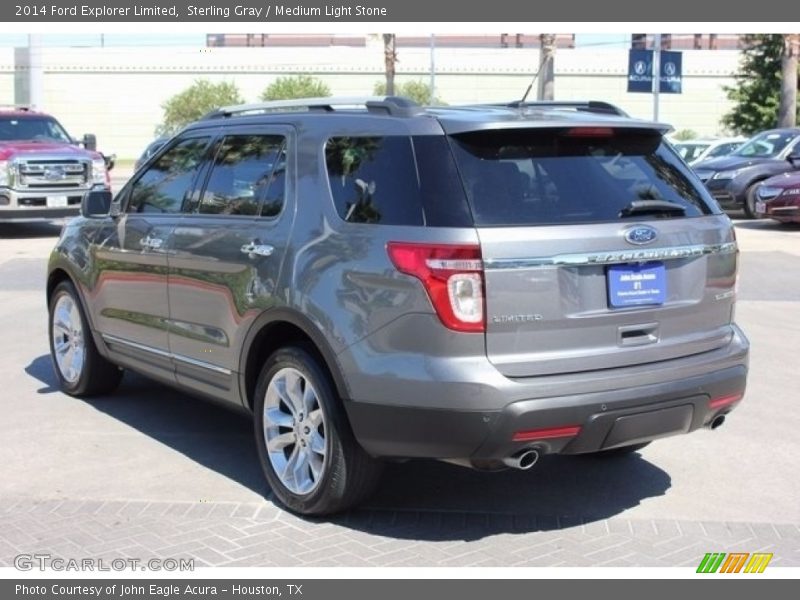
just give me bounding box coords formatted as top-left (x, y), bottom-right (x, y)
top-left (502, 448), bottom-right (540, 470)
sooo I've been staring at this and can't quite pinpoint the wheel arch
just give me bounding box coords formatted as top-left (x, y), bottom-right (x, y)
top-left (239, 309), bottom-right (350, 413)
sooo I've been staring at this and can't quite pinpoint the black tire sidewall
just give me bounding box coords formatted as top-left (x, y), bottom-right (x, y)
top-left (744, 184), bottom-right (760, 219)
top-left (48, 281), bottom-right (93, 396)
top-left (253, 346), bottom-right (350, 515)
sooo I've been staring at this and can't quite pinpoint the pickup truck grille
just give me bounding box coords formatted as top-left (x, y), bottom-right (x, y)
top-left (15, 160), bottom-right (89, 190)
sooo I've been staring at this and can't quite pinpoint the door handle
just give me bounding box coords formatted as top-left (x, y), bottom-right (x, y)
top-left (240, 242), bottom-right (274, 258)
top-left (139, 236), bottom-right (164, 250)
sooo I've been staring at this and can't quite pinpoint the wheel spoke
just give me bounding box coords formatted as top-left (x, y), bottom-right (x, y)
top-left (264, 407), bottom-right (293, 428)
top-left (267, 431), bottom-right (296, 452)
top-left (302, 384), bottom-right (317, 417)
top-left (309, 430), bottom-right (325, 455)
top-left (308, 408), bottom-right (323, 429)
top-left (284, 370), bottom-right (305, 416)
top-left (281, 445), bottom-right (301, 484)
top-left (308, 450), bottom-right (324, 482)
top-left (292, 450), bottom-right (311, 490)
top-left (272, 378), bottom-right (296, 418)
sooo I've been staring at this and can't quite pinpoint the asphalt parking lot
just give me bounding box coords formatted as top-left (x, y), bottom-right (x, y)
top-left (0, 210), bottom-right (798, 568)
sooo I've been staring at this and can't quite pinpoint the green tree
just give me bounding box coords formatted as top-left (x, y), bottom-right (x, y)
top-left (260, 75), bottom-right (331, 101)
top-left (722, 34), bottom-right (800, 135)
top-left (672, 129), bottom-right (698, 141)
top-left (157, 80), bottom-right (243, 135)
top-left (373, 79), bottom-right (444, 106)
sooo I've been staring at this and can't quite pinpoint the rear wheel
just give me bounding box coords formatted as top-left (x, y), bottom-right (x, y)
top-left (253, 346), bottom-right (382, 515)
top-left (48, 280), bottom-right (123, 396)
top-left (743, 184), bottom-right (762, 219)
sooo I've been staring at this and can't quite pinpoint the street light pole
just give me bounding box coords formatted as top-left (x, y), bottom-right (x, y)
top-left (653, 33), bottom-right (662, 121)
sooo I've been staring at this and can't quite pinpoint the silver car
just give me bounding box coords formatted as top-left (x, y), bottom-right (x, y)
top-left (46, 97), bottom-right (749, 515)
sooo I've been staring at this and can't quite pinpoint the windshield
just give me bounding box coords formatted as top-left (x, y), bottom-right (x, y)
top-left (0, 116), bottom-right (73, 143)
top-left (733, 131), bottom-right (797, 159)
top-left (674, 142), bottom-right (710, 162)
top-left (449, 128), bottom-right (716, 226)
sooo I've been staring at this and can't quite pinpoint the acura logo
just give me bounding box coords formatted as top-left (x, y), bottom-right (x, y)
top-left (624, 225), bottom-right (658, 245)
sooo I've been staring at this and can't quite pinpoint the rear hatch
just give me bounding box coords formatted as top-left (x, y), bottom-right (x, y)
top-left (448, 126), bottom-right (738, 377)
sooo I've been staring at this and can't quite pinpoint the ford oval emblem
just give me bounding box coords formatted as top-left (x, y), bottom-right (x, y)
top-left (624, 225), bottom-right (658, 245)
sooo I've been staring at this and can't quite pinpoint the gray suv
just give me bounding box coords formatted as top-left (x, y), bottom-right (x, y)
top-left (47, 97), bottom-right (749, 515)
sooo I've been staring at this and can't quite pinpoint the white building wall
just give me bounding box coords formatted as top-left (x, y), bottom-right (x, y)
top-left (0, 44), bottom-right (742, 159)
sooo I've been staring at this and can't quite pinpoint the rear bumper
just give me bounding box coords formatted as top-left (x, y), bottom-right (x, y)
top-left (344, 328), bottom-right (749, 461)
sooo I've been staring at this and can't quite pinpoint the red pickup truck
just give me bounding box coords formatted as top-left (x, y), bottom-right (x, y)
top-left (0, 106), bottom-right (112, 222)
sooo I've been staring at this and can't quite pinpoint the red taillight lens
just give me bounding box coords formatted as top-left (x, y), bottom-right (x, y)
top-left (709, 393), bottom-right (744, 410)
top-left (387, 242), bottom-right (485, 333)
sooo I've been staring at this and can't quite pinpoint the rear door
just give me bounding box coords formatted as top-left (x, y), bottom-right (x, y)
top-left (448, 127), bottom-right (738, 377)
top-left (166, 126), bottom-right (293, 401)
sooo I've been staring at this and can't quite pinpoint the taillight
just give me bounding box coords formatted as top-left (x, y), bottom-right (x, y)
top-left (709, 393), bottom-right (743, 410)
top-left (387, 242), bottom-right (485, 333)
top-left (565, 127), bottom-right (614, 137)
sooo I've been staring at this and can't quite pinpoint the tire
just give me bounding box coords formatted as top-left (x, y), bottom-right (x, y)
top-left (743, 184), bottom-right (762, 219)
top-left (253, 345), bottom-right (382, 515)
top-left (584, 442), bottom-right (651, 458)
top-left (48, 280), bottom-right (123, 397)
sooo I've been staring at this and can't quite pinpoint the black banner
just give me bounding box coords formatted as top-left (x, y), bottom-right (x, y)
top-left (2, 0), bottom-right (797, 21)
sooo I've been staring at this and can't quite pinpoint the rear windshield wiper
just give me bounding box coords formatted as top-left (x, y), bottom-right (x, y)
top-left (619, 200), bottom-right (686, 218)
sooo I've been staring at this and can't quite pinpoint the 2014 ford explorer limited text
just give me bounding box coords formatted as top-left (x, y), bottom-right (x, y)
top-left (46, 98), bottom-right (749, 515)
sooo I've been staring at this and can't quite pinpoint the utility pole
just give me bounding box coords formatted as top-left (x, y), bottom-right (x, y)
top-left (778, 33), bottom-right (799, 128)
top-left (653, 33), bottom-right (662, 121)
top-left (383, 34), bottom-right (396, 96)
top-left (537, 34), bottom-right (556, 101)
top-left (429, 34), bottom-right (436, 105)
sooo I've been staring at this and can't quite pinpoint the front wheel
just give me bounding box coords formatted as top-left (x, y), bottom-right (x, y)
top-left (48, 280), bottom-right (123, 396)
top-left (253, 346), bottom-right (382, 515)
top-left (743, 184), bottom-right (762, 219)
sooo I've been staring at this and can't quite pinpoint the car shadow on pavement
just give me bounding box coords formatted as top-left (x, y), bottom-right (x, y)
top-left (26, 354), bottom-right (672, 540)
top-left (0, 221), bottom-right (64, 239)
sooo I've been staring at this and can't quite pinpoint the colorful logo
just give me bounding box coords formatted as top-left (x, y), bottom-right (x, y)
top-left (696, 552), bottom-right (773, 573)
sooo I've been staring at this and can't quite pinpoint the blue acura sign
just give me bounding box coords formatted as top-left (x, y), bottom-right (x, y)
top-left (627, 49), bottom-right (682, 94)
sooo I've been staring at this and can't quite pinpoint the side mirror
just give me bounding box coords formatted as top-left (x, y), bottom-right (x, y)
top-left (82, 133), bottom-right (97, 152)
top-left (787, 152), bottom-right (800, 167)
top-left (81, 190), bottom-right (113, 218)
top-left (103, 153), bottom-right (116, 171)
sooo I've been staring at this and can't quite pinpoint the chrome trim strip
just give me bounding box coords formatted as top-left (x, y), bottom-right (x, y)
top-left (101, 334), bottom-right (232, 376)
top-left (172, 354), bottom-right (232, 376)
top-left (484, 242), bottom-right (738, 269)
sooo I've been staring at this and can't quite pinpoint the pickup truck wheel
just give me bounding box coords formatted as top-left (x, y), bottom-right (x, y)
top-left (743, 184), bottom-right (762, 219)
top-left (48, 281), bottom-right (123, 397)
top-left (254, 346), bottom-right (382, 515)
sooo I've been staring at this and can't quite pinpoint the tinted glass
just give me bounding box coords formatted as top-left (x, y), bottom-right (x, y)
top-left (128, 137), bottom-right (209, 214)
top-left (733, 131), bottom-right (797, 158)
top-left (325, 136), bottom-right (424, 226)
top-left (198, 135), bottom-right (286, 217)
top-left (449, 128), bottom-right (715, 226)
top-left (675, 143), bottom-right (709, 162)
top-left (707, 143), bottom-right (738, 158)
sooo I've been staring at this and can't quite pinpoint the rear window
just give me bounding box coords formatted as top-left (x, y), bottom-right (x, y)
top-left (449, 128), bottom-right (716, 226)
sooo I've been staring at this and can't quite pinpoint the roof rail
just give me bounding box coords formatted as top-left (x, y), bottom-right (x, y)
top-left (202, 96), bottom-right (424, 120)
top-left (489, 100), bottom-right (629, 117)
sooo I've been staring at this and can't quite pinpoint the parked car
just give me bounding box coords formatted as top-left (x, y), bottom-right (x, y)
top-left (0, 105), bottom-right (111, 223)
top-left (672, 137), bottom-right (747, 166)
top-left (47, 97), bottom-right (749, 515)
top-left (692, 128), bottom-right (800, 218)
top-left (134, 136), bottom-right (169, 171)
top-left (754, 172), bottom-right (800, 224)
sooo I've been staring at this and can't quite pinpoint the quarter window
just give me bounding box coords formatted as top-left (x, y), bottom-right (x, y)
top-left (128, 137), bottom-right (209, 214)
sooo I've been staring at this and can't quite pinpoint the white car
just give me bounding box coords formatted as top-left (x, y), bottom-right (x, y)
top-left (673, 137), bottom-right (748, 166)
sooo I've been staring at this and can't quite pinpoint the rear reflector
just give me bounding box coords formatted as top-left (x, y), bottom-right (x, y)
top-left (512, 425), bottom-right (582, 442)
top-left (387, 242), bottom-right (485, 332)
top-left (709, 393), bottom-right (744, 410)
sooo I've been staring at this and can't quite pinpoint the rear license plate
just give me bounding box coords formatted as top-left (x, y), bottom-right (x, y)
top-left (608, 262), bottom-right (666, 308)
top-left (47, 195), bottom-right (68, 208)
top-left (755, 200), bottom-right (766, 214)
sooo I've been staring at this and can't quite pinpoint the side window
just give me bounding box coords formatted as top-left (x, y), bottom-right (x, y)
top-left (128, 137), bottom-right (209, 214)
top-left (198, 134), bottom-right (286, 217)
top-left (325, 136), bottom-right (424, 225)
